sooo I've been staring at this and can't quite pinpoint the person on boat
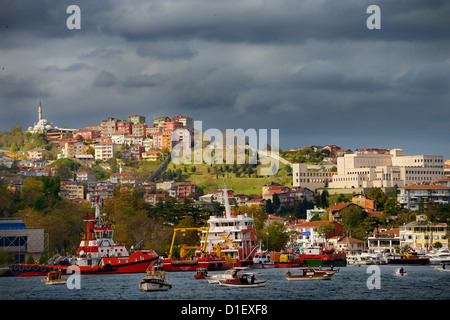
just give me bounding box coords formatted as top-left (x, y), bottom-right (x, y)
top-left (251, 275), bottom-right (255, 284)
top-left (442, 263), bottom-right (446, 270)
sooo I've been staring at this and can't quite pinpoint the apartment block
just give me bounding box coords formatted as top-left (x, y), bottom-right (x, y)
top-left (397, 184), bottom-right (450, 211)
top-left (94, 142), bottom-right (118, 161)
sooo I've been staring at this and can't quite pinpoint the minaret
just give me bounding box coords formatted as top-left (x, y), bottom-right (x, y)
top-left (38, 101), bottom-right (42, 121)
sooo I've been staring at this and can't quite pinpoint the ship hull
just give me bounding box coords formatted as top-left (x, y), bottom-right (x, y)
top-left (6, 251), bottom-right (158, 277)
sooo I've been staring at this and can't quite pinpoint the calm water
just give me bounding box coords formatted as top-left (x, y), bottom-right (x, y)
top-left (0, 265), bottom-right (448, 301)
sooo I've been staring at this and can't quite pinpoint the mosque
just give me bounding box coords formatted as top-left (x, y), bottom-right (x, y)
top-left (27, 101), bottom-right (55, 134)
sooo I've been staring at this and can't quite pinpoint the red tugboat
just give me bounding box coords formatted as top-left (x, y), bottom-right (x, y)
top-left (160, 188), bottom-right (259, 271)
top-left (8, 197), bottom-right (158, 277)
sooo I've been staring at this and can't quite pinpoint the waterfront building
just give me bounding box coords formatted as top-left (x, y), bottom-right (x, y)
top-left (400, 215), bottom-right (448, 250)
top-left (366, 228), bottom-right (400, 253)
top-left (288, 221), bottom-right (343, 248)
top-left (0, 219), bottom-right (46, 263)
top-left (329, 236), bottom-right (365, 254)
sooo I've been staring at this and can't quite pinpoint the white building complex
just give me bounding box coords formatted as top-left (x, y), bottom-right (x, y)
top-left (293, 148), bottom-right (444, 191)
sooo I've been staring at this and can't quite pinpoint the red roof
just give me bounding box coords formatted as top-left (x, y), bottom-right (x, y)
top-left (400, 184), bottom-right (450, 190)
top-left (329, 202), bottom-right (353, 211)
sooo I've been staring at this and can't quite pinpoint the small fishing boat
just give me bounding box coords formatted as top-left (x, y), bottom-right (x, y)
top-left (139, 265), bottom-right (172, 291)
top-left (206, 267), bottom-right (250, 284)
top-left (395, 267), bottom-right (407, 276)
top-left (194, 268), bottom-right (208, 279)
top-left (285, 267), bottom-right (337, 281)
top-left (218, 272), bottom-right (266, 288)
top-left (42, 270), bottom-right (67, 285)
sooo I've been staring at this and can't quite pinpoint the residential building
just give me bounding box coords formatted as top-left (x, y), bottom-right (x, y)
top-left (116, 121), bottom-right (132, 135)
top-left (100, 117), bottom-right (119, 137)
top-left (65, 140), bottom-right (85, 159)
top-left (60, 181), bottom-right (85, 201)
top-left (156, 180), bottom-right (176, 191)
top-left (76, 171), bottom-right (96, 183)
top-left (146, 126), bottom-right (162, 137)
top-left (75, 154), bottom-right (94, 167)
top-left (73, 129), bottom-right (100, 140)
top-left (397, 184), bottom-right (450, 211)
top-left (172, 116), bottom-right (194, 131)
top-left (144, 194), bottom-right (166, 206)
top-left (132, 123), bottom-right (147, 137)
top-left (176, 183), bottom-right (196, 198)
top-left (367, 228), bottom-right (400, 253)
top-left (111, 132), bottom-right (126, 145)
top-left (352, 194), bottom-right (377, 211)
top-left (306, 207), bottom-right (326, 221)
top-left (153, 116), bottom-right (171, 127)
top-left (163, 121), bottom-right (183, 133)
top-left (94, 142), bottom-right (118, 161)
top-left (287, 221), bottom-right (343, 248)
top-left (400, 215), bottom-right (448, 250)
top-left (161, 131), bottom-right (173, 152)
top-left (329, 236), bottom-right (365, 254)
top-left (142, 150), bottom-right (161, 161)
top-left (128, 115), bottom-right (146, 124)
top-left (27, 149), bottom-right (47, 160)
top-left (86, 181), bottom-right (114, 202)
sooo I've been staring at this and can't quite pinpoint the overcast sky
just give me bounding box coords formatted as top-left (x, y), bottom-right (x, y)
top-left (1, 0), bottom-right (449, 159)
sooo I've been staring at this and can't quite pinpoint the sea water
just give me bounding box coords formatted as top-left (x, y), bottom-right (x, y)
top-left (0, 265), bottom-right (448, 301)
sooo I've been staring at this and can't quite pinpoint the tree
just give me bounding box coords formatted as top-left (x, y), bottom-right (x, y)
top-left (272, 194), bottom-right (281, 212)
top-left (316, 223), bottom-right (335, 246)
top-left (341, 205), bottom-right (367, 239)
top-left (263, 222), bottom-right (289, 252)
top-left (265, 199), bottom-right (274, 215)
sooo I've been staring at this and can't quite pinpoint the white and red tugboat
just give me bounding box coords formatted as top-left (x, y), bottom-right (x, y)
top-left (8, 197), bottom-right (158, 277)
top-left (160, 188), bottom-right (259, 271)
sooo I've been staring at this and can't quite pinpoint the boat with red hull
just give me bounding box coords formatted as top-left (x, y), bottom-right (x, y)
top-left (6, 197), bottom-right (158, 277)
top-left (273, 246), bottom-right (347, 268)
top-left (160, 188), bottom-right (259, 271)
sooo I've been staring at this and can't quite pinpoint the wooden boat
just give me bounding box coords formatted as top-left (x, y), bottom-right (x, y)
top-left (194, 268), bottom-right (208, 279)
top-left (42, 270), bottom-right (67, 285)
top-left (206, 267), bottom-right (250, 284)
top-left (218, 272), bottom-right (266, 288)
top-left (139, 265), bottom-right (172, 291)
top-left (285, 267), bottom-right (337, 281)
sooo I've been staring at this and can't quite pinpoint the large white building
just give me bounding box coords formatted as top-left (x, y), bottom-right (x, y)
top-left (293, 148), bottom-right (444, 190)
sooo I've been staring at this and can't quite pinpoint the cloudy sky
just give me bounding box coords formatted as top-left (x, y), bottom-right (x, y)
top-left (1, 0), bottom-right (449, 159)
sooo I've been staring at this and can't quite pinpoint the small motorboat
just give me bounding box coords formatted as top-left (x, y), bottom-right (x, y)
top-left (194, 268), bottom-right (208, 279)
top-left (42, 270), bottom-right (67, 285)
top-left (285, 267), bottom-right (337, 281)
top-left (207, 267), bottom-right (250, 284)
top-left (434, 264), bottom-right (450, 272)
top-left (139, 265), bottom-right (172, 291)
top-left (395, 267), bottom-right (407, 276)
top-left (218, 272), bottom-right (266, 288)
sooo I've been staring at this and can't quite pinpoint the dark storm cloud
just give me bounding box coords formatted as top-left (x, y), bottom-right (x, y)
top-left (92, 70), bottom-right (116, 87)
top-left (1, 0), bottom-right (449, 159)
top-left (122, 74), bottom-right (164, 88)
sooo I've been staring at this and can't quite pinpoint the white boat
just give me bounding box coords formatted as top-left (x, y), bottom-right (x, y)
top-left (346, 254), bottom-right (373, 266)
top-left (252, 251), bottom-right (275, 269)
top-left (395, 267), bottom-right (407, 276)
top-left (434, 266), bottom-right (450, 272)
top-left (426, 250), bottom-right (450, 265)
top-left (206, 267), bottom-right (250, 284)
top-left (139, 265), bottom-right (172, 291)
